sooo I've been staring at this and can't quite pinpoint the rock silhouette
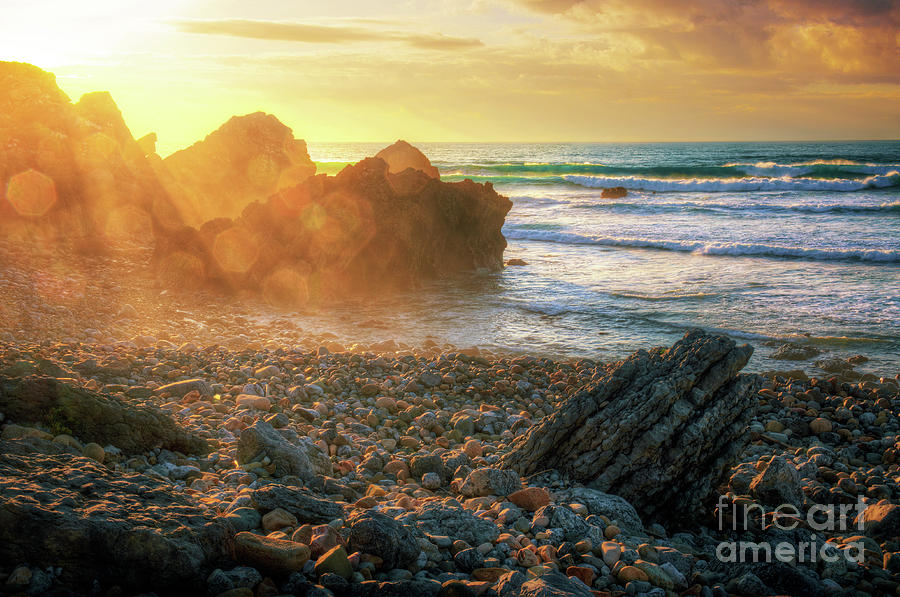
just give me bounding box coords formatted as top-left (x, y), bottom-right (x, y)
top-left (154, 152), bottom-right (511, 299)
top-left (501, 330), bottom-right (761, 523)
top-left (375, 139), bottom-right (441, 178)
top-left (157, 112), bottom-right (316, 225)
top-left (0, 62), bottom-right (182, 246)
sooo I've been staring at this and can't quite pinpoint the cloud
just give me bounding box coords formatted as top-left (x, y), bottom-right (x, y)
top-left (172, 19), bottom-right (483, 50)
top-left (507, 0), bottom-right (900, 82)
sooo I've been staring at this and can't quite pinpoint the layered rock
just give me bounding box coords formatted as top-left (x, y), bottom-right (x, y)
top-left (0, 62), bottom-right (182, 245)
top-left (154, 151), bottom-right (512, 298)
top-left (501, 330), bottom-right (761, 523)
top-left (0, 376), bottom-right (207, 455)
top-left (0, 437), bottom-right (232, 595)
top-left (157, 112), bottom-right (316, 225)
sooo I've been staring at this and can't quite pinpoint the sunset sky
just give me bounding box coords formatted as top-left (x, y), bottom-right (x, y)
top-left (2, 0), bottom-right (898, 154)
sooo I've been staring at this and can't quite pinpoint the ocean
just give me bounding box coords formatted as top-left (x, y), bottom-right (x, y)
top-left (305, 141), bottom-right (900, 375)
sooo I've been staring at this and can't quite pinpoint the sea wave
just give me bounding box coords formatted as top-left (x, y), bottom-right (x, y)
top-left (571, 199), bottom-right (900, 215)
top-left (436, 160), bottom-right (900, 181)
top-left (502, 229), bottom-right (900, 263)
top-left (563, 171), bottom-right (900, 192)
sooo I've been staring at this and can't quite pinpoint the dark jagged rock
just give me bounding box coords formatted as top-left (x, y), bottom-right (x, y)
top-left (375, 139), bottom-right (441, 178)
top-left (0, 438), bottom-right (232, 595)
top-left (158, 112), bottom-right (316, 225)
top-left (500, 330), bottom-right (761, 523)
top-left (154, 151), bottom-right (511, 298)
top-left (0, 376), bottom-right (207, 455)
top-left (0, 62), bottom-right (182, 244)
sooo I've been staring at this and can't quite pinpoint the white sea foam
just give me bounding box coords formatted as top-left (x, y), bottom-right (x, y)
top-left (564, 171), bottom-right (900, 192)
top-left (503, 228), bottom-right (900, 262)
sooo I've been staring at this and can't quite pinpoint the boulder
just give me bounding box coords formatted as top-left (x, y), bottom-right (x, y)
top-left (402, 501), bottom-right (500, 546)
top-left (770, 343), bottom-right (821, 361)
top-left (375, 140), bottom-right (441, 179)
top-left (501, 330), bottom-right (761, 523)
top-left (237, 420), bottom-right (331, 479)
top-left (154, 151), bottom-right (511, 298)
top-left (347, 510), bottom-right (420, 569)
top-left (0, 439), bottom-right (231, 594)
top-left (855, 503), bottom-right (900, 540)
top-left (557, 487), bottom-right (644, 534)
top-left (0, 376), bottom-right (207, 454)
top-left (249, 484), bottom-right (343, 524)
top-left (517, 569), bottom-right (593, 597)
top-left (154, 378), bottom-right (213, 397)
top-left (458, 467), bottom-right (521, 497)
top-left (158, 112), bottom-right (316, 225)
top-left (600, 186), bottom-right (627, 199)
top-left (749, 455), bottom-right (803, 508)
top-left (233, 532), bottom-right (310, 576)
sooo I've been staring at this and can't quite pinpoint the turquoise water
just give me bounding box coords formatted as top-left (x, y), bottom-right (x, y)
top-left (307, 142), bottom-right (900, 375)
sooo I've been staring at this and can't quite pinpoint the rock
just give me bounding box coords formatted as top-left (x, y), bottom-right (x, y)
top-left (158, 112), bottom-right (316, 225)
top-left (809, 418), bottom-right (832, 434)
top-left (154, 379), bottom-right (213, 397)
top-left (375, 140), bottom-right (440, 179)
top-left (458, 467), bottom-right (521, 497)
top-left (223, 508), bottom-right (262, 532)
top-left (0, 376), bottom-right (206, 454)
top-left (438, 580), bottom-right (478, 597)
top-left (235, 394), bottom-right (272, 411)
top-left (403, 501), bottom-right (500, 546)
top-left (501, 331), bottom-right (761, 523)
top-left (814, 358), bottom-right (853, 373)
top-left (237, 420), bottom-right (331, 479)
top-left (154, 154), bottom-right (511, 297)
top-left (600, 186), bottom-right (627, 199)
top-left (557, 487), bottom-right (644, 534)
top-left (749, 455), bottom-right (803, 507)
top-left (347, 510), bottom-right (419, 569)
top-left (233, 532), bottom-right (310, 576)
top-left (508, 487), bottom-right (550, 512)
top-left (506, 258), bottom-right (528, 266)
top-left (249, 485), bottom-right (343, 524)
top-left (82, 442), bottom-right (105, 462)
top-left (422, 472), bottom-right (442, 489)
top-left (262, 507), bottom-right (297, 531)
top-left (726, 572), bottom-right (769, 597)
top-left (0, 439), bottom-right (231, 593)
top-left (420, 372), bottom-right (443, 388)
top-left (516, 569), bottom-right (593, 597)
top-left (0, 62), bottom-right (183, 243)
top-left (770, 343), bottom-right (820, 361)
top-left (533, 504), bottom-right (603, 544)
top-left (314, 545), bottom-right (352, 580)
top-left (856, 503), bottom-right (900, 540)
top-left (454, 547), bottom-right (484, 572)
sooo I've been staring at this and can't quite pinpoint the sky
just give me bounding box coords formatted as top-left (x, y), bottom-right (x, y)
top-left (2, 0), bottom-right (898, 153)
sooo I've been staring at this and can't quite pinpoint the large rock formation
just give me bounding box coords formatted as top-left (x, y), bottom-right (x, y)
top-left (0, 376), bottom-right (208, 455)
top-left (157, 112), bottom-right (316, 225)
top-left (154, 151), bottom-right (511, 299)
top-left (0, 437), bottom-right (232, 595)
top-left (0, 62), bottom-right (182, 245)
top-left (501, 330), bottom-right (761, 523)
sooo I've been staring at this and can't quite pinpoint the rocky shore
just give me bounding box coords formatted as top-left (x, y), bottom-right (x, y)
top-left (1, 243), bottom-right (899, 597)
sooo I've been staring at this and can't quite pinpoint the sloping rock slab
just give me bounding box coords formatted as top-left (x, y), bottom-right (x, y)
top-left (0, 376), bottom-right (207, 455)
top-left (0, 439), bottom-right (232, 595)
top-left (501, 330), bottom-right (761, 523)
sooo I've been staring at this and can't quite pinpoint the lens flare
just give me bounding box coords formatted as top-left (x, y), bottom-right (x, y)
top-left (5, 169), bottom-right (58, 216)
top-left (213, 226), bottom-right (259, 273)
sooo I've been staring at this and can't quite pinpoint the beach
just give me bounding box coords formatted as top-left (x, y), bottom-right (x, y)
top-left (1, 238), bottom-right (899, 596)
